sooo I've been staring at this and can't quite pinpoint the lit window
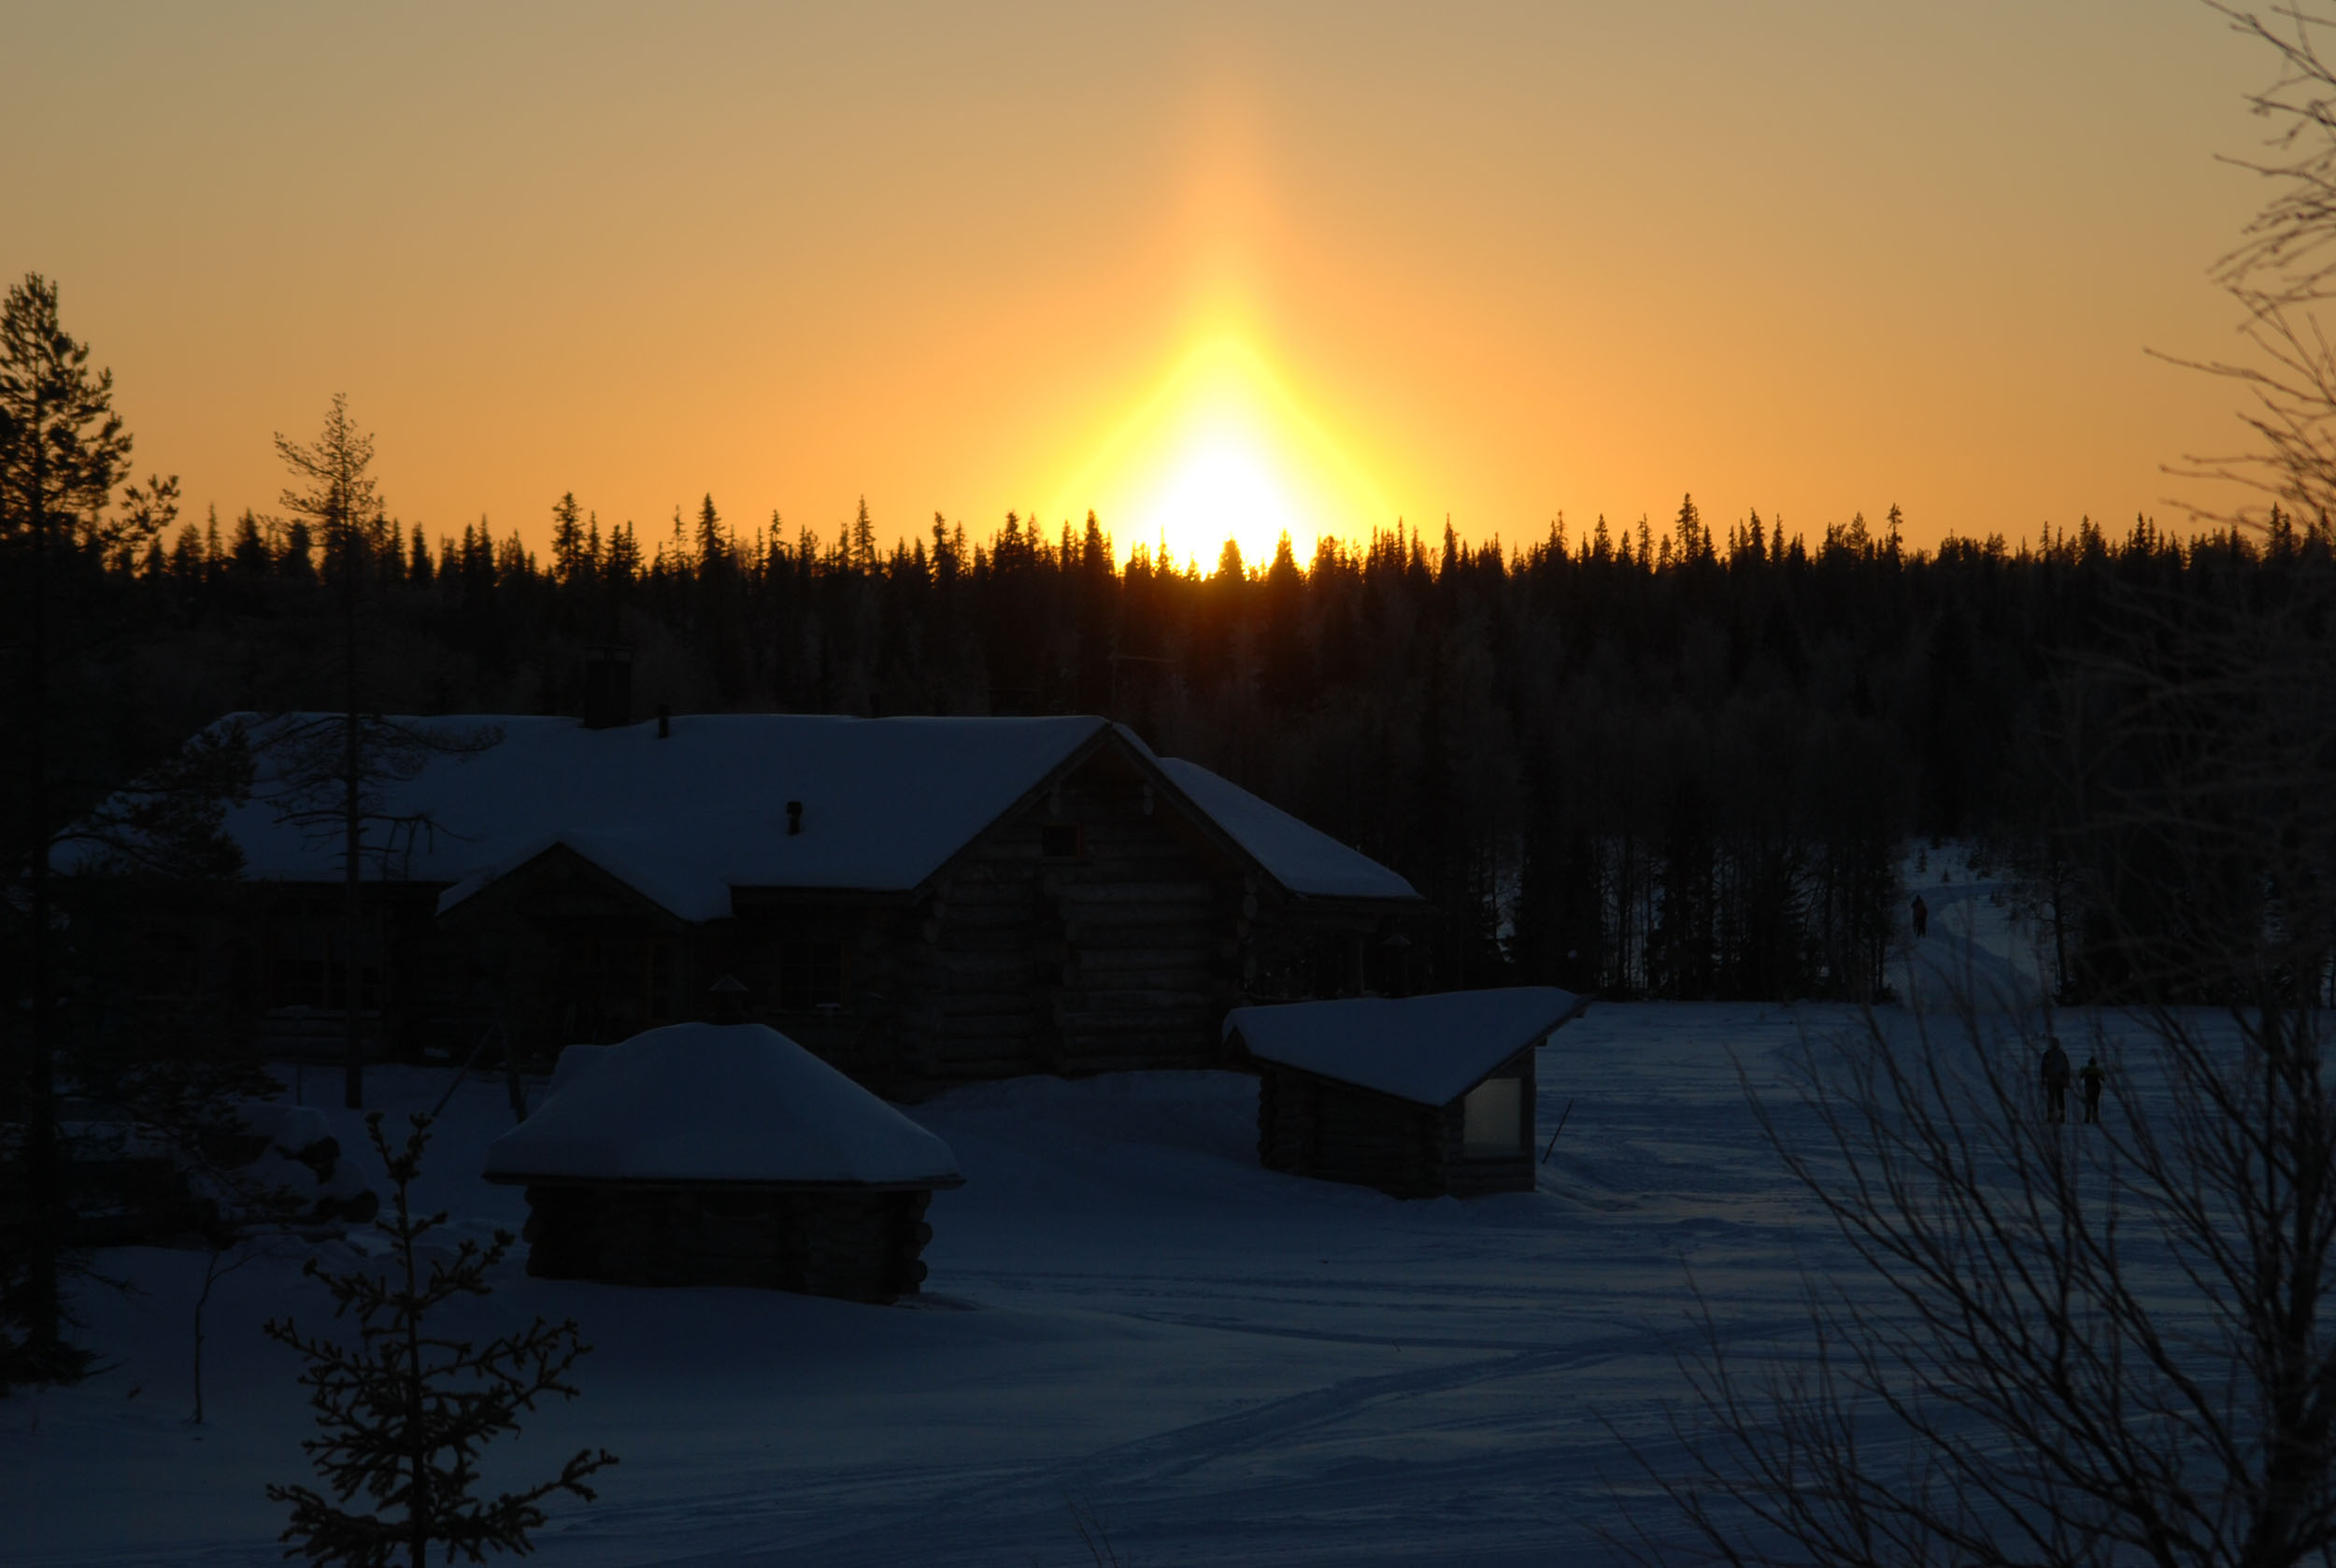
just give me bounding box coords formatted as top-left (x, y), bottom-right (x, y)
top-left (1462, 1076), bottom-right (1523, 1152)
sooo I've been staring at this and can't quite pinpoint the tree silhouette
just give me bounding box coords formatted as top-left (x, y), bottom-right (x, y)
top-left (264, 1112), bottom-right (615, 1567)
top-left (0, 271), bottom-right (171, 1384)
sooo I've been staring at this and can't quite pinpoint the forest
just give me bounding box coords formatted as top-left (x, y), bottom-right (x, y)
top-left (30, 425), bottom-right (2335, 1006)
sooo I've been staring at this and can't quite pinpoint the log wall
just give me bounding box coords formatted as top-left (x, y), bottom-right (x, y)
top-left (520, 1182), bottom-right (936, 1304)
top-left (888, 749), bottom-right (1243, 1087)
top-left (1256, 1048), bottom-right (1536, 1198)
top-left (394, 732), bottom-right (1426, 1094)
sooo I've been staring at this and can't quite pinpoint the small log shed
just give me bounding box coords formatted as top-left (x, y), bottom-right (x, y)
top-left (1230, 987), bottom-right (1588, 1198)
top-left (481, 1020), bottom-right (963, 1303)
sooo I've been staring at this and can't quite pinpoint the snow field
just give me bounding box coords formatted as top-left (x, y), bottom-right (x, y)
top-left (2, 867), bottom-right (2158, 1568)
top-left (5, 1005), bottom-right (1870, 1566)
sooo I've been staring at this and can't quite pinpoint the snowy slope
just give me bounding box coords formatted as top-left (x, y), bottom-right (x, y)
top-left (3, 999), bottom-right (2176, 1566)
top-left (1895, 848), bottom-right (2056, 1012)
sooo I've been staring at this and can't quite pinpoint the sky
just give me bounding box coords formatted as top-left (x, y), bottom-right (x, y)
top-left (4, 1), bottom-right (2286, 568)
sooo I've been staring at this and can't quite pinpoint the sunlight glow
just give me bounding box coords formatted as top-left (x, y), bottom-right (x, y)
top-left (1053, 335), bottom-right (1390, 573)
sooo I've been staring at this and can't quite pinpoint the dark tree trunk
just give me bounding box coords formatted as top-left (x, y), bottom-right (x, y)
top-left (22, 405), bottom-right (61, 1359)
top-left (344, 535), bottom-right (363, 1109)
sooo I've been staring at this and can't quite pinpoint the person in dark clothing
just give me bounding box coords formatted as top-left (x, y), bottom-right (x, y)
top-left (2041, 1039), bottom-right (2072, 1123)
top-left (1911, 894), bottom-right (1930, 939)
top-left (2078, 1056), bottom-right (2106, 1124)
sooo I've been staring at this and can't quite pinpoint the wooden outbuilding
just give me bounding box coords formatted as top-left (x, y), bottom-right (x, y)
top-left (481, 1020), bottom-right (964, 1303)
top-left (1230, 988), bottom-right (1588, 1198)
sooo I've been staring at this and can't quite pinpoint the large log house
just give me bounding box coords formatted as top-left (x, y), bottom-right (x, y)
top-left (166, 710), bottom-right (1425, 1098)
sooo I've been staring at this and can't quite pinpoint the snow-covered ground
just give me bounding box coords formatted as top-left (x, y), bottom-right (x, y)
top-left (5, 863), bottom-right (2116, 1566)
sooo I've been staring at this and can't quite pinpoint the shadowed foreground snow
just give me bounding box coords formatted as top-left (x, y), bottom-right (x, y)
top-left (7, 891), bottom-right (2129, 1565)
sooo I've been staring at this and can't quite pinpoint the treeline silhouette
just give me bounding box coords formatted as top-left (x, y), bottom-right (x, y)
top-left (82, 490), bottom-right (2336, 1002)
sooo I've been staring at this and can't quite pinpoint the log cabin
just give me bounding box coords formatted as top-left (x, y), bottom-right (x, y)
top-left (1229, 988), bottom-right (1588, 1198)
top-left (482, 1020), bottom-right (963, 1302)
top-left (93, 709), bottom-right (1426, 1098)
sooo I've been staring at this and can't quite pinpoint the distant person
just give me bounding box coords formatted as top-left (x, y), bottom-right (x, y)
top-left (1911, 893), bottom-right (1930, 939)
top-left (2078, 1056), bottom-right (2106, 1124)
top-left (2041, 1038), bottom-right (2072, 1124)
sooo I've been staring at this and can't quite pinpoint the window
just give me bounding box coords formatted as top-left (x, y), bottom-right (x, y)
top-left (776, 938), bottom-right (846, 1011)
top-left (1461, 1076), bottom-right (1524, 1153)
top-left (1040, 822), bottom-right (1083, 861)
top-left (272, 924), bottom-right (382, 1013)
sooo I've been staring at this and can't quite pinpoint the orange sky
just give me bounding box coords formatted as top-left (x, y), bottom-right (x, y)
top-left (5, 2), bottom-right (2279, 566)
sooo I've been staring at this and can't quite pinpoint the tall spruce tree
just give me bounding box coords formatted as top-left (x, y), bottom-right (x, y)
top-left (548, 492), bottom-right (585, 584)
top-left (0, 273), bottom-right (144, 1383)
top-left (274, 394), bottom-right (381, 1109)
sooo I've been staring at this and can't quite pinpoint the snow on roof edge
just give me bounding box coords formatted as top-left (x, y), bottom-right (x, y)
top-left (1224, 987), bottom-right (1588, 1105)
top-left (1153, 757), bottom-right (1421, 903)
top-left (435, 832), bottom-right (732, 922)
top-left (483, 1021), bottom-right (964, 1188)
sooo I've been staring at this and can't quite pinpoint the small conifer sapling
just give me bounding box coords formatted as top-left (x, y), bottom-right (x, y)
top-left (264, 1112), bottom-right (614, 1565)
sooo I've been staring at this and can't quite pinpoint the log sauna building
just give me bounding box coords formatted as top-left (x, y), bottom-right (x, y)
top-left (482, 1020), bottom-right (963, 1301)
top-left (1230, 988), bottom-right (1588, 1198)
top-left (135, 709), bottom-right (1426, 1098)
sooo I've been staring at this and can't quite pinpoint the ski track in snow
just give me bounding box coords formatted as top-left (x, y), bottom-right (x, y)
top-left (10, 862), bottom-right (2194, 1565)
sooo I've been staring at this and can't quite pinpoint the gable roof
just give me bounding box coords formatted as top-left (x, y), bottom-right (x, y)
top-left (482, 1022), bottom-right (963, 1188)
top-left (149, 711), bottom-right (1418, 919)
top-left (1224, 987), bottom-right (1588, 1106)
top-left (1152, 757), bottom-right (1419, 903)
top-left (227, 711), bottom-right (1106, 918)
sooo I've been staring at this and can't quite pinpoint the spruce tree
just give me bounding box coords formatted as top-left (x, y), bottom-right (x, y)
top-left (548, 492), bottom-right (584, 584)
top-left (849, 495), bottom-right (876, 573)
top-left (694, 492), bottom-right (726, 569)
top-left (264, 1113), bottom-right (615, 1567)
top-left (274, 394), bottom-right (377, 1109)
top-left (0, 271), bottom-right (147, 1384)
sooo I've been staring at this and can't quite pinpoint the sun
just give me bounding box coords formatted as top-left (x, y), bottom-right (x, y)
top-left (1053, 336), bottom-right (1389, 572)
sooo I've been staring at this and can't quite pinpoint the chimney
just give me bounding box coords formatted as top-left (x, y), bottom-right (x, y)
top-left (657, 703), bottom-right (671, 739)
top-left (581, 645), bottom-right (633, 730)
top-left (786, 800), bottom-right (804, 835)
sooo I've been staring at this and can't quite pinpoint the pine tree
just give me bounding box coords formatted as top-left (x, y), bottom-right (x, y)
top-left (275, 394), bottom-right (382, 1109)
top-left (230, 508), bottom-right (272, 577)
top-left (694, 492), bottom-right (725, 570)
top-left (265, 1113), bottom-right (615, 1567)
top-left (281, 518), bottom-right (317, 582)
top-left (0, 271), bottom-right (146, 1384)
top-left (548, 492), bottom-right (584, 584)
top-left (605, 520), bottom-right (640, 585)
top-left (849, 495), bottom-right (876, 573)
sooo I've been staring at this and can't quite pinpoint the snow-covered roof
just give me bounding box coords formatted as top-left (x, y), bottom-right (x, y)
top-left (206, 713), bottom-right (1108, 920)
top-left (483, 1022), bottom-right (963, 1187)
top-left (92, 711), bottom-right (1419, 919)
top-left (1224, 988), bottom-right (1588, 1106)
top-left (1154, 758), bottom-right (1420, 903)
